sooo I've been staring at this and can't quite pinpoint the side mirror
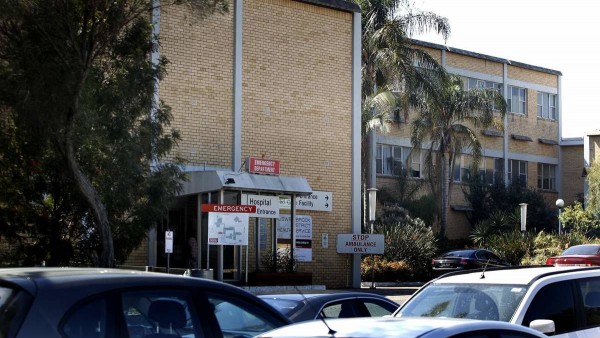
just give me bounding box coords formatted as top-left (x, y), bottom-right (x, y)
top-left (529, 319), bottom-right (555, 334)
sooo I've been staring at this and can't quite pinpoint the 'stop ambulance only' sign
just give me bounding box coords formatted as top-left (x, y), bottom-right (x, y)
top-left (336, 234), bottom-right (384, 254)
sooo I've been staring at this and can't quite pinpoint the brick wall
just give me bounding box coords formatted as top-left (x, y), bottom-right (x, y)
top-left (446, 53), bottom-right (503, 77)
top-left (561, 145), bottom-right (584, 205)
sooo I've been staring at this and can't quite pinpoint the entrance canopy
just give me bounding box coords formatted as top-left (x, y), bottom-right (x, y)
top-left (179, 170), bottom-right (313, 196)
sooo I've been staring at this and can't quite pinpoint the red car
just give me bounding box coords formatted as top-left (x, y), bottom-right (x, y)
top-left (546, 244), bottom-right (600, 266)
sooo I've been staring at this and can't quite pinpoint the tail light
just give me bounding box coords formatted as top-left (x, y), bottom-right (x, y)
top-left (460, 258), bottom-right (468, 265)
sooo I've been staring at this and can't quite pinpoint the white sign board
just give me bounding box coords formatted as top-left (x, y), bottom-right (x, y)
top-left (277, 215), bottom-right (312, 261)
top-left (279, 191), bottom-right (333, 212)
top-left (242, 194), bottom-right (280, 218)
top-left (165, 231), bottom-right (173, 253)
top-left (207, 212), bottom-right (249, 245)
top-left (336, 234), bottom-right (385, 254)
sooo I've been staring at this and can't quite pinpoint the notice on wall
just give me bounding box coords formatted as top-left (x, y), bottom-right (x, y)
top-left (277, 215), bottom-right (312, 261)
top-left (207, 212), bottom-right (249, 245)
top-left (242, 194), bottom-right (280, 218)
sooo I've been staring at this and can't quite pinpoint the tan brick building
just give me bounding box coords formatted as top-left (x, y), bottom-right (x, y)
top-left (374, 40), bottom-right (563, 239)
top-left (125, 0), bottom-right (363, 288)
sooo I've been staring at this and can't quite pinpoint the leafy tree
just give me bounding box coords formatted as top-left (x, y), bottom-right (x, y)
top-left (464, 178), bottom-right (556, 233)
top-left (356, 0), bottom-right (450, 226)
top-left (410, 75), bottom-right (506, 238)
top-left (587, 160), bottom-right (600, 216)
top-left (0, 0), bottom-right (226, 267)
top-left (559, 202), bottom-right (600, 235)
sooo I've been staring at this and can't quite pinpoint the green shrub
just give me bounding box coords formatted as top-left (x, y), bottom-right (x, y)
top-left (361, 256), bottom-right (414, 282)
top-left (486, 230), bottom-right (534, 265)
top-left (559, 202), bottom-right (600, 235)
top-left (521, 231), bottom-right (588, 265)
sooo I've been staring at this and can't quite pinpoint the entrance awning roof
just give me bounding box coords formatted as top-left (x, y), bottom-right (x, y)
top-left (179, 170), bottom-right (313, 196)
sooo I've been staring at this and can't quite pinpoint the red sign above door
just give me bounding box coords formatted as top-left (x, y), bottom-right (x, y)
top-left (248, 157), bottom-right (280, 175)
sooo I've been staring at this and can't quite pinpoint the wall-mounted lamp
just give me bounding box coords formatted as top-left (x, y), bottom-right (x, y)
top-left (224, 178), bottom-right (236, 185)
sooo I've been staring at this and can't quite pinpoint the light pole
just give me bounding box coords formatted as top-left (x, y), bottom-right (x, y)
top-left (519, 203), bottom-right (528, 234)
top-left (367, 188), bottom-right (378, 289)
top-left (556, 199), bottom-right (564, 235)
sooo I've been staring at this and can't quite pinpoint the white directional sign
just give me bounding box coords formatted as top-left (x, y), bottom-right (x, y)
top-left (165, 231), bottom-right (174, 253)
top-left (279, 191), bottom-right (333, 212)
top-left (336, 234), bottom-right (384, 254)
top-left (242, 194), bottom-right (279, 218)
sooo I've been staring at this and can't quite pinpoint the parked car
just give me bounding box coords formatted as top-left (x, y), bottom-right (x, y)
top-left (258, 292), bottom-right (399, 322)
top-left (0, 267), bottom-right (290, 338)
top-left (257, 317), bottom-right (549, 338)
top-left (546, 244), bottom-right (600, 266)
top-left (431, 248), bottom-right (510, 274)
top-left (394, 265), bottom-right (600, 337)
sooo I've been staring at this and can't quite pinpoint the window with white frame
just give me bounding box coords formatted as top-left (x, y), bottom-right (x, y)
top-left (467, 78), bottom-right (503, 110)
top-left (410, 149), bottom-right (421, 178)
top-left (376, 144), bottom-right (410, 175)
top-left (507, 86), bottom-right (527, 114)
top-left (508, 160), bottom-right (528, 186)
top-left (453, 155), bottom-right (473, 182)
top-left (537, 163), bottom-right (556, 190)
top-left (537, 92), bottom-right (557, 120)
top-left (478, 157), bottom-right (504, 185)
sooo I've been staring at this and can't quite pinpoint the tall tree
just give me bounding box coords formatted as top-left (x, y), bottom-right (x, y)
top-left (0, 0), bottom-right (227, 267)
top-left (355, 0), bottom-right (450, 226)
top-left (410, 74), bottom-right (506, 237)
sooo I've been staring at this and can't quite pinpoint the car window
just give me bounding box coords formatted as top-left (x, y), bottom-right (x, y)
top-left (260, 298), bottom-right (302, 316)
top-left (398, 284), bottom-right (527, 322)
top-left (61, 298), bottom-right (108, 338)
top-left (562, 245), bottom-right (600, 255)
top-left (121, 290), bottom-right (202, 338)
top-left (0, 286), bottom-right (33, 338)
top-left (522, 281), bottom-right (575, 334)
top-left (363, 300), bottom-right (396, 317)
top-left (208, 291), bottom-right (284, 336)
top-left (577, 277), bottom-right (600, 328)
top-left (321, 302), bottom-right (343, 318)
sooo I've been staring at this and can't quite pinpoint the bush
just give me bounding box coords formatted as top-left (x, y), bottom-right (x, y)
top-left (559, 202), bottom-right (600, 235)
top-left (486, 230), bottom-right (534, 265)
top-left (361, 256), bottom-right (414, 282)
top-left (375, 204), bottom-right (438, 280)
top-left (521, 231), bottom-right (588, 265)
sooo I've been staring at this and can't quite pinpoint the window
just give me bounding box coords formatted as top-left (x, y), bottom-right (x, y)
top-left (537, 163), bottom-right (556, 190)
top-left (453, 155), bottom-right (473, 182)
top-left (466, 78), bottom-right (503, 110)
top-left (577, 277), bottom-right (600, 328)
top-left (376, 144), bottom-right (403, 175)
top-left (523, 281), bottom-right (576, 334)
top-left (537, 92), bottom-right (557, 120)
top-left (507, 86), bottom-right (527, 114)
top-left (376, 144), bottom-right (418, 176)
top-left (508, 160), bottom-right (527, 186)
top-left (479, 157), bottom-right (504, 185)
top-left (208, 292), bottom-right (283, 336)
top-left (62, 298), bottom-right (108, 338)
top-left (410, 149), bottom-right (421, 178)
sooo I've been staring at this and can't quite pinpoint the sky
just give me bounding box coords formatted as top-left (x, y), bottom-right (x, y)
top-left (411, 0), bottom-right (599, 138)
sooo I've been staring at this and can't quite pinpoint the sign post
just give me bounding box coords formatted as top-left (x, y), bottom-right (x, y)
top-left (165, 230), bottom-right (173, 273)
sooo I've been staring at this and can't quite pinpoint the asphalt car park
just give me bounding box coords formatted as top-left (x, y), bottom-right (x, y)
top-left (0, 267), bottom-right (290, 338)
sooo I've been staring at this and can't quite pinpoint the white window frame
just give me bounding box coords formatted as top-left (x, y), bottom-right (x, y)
top-left (537, 92), bottom-right (557, 121)
top-left (453, 155), bottom-right (473, 183)
top-left (478, 157), bottom-right (504, 185)
top-left (537, 163), bottom-right (556, 190)
top-left (508, 160), bottom-right (528, 186)
top-left (376, 144), bottom-right (413, 176)
top-left (409, 149), bottom-right (422, 178)
top-left (508, 86), bottom-right (527, 115)
top-left (466, 77), bottom-right (503, 110)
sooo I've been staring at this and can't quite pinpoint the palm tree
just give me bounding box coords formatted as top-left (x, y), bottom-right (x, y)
top-left (355, 0), bottom-right (450, 226)
top-left (410, 74), bottom-right (507, 238)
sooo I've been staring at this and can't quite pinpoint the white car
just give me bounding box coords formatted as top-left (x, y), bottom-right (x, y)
top-left (395, 265), bottom-right (600, 338)
top-left (257, 316), bottom-right (548, 338)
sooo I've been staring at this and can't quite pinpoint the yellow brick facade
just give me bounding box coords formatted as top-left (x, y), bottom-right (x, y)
top-left (376, 42), bottom-right (561, 240)
top-left (561, 145), bottom-right (585, 205)
top-left (131, 0), bottom-right (358, 288)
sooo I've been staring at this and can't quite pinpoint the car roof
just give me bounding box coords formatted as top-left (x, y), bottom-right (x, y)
top-left (258, 292), bottom-right (391, 301)
top-left (0, 267), bottom-right (251, 297)
top-left (431, 265), bottom-right (600, 285)
top-left (258, 317), bottom-right (546, 337)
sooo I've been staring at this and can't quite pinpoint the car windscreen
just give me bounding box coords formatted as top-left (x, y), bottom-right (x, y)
top-left (396, 283), bottom-right (528, 322)
top-left (442, 250), bottom-right (475, 258)
top-left (562, 245), bottom-right (600, 255)
top-left (0, 285), bottom-right (33, 338)
top-left (259, 298), bottom-right (303, 316)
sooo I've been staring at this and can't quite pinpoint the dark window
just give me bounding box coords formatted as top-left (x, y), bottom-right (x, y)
top-left (62, 298), bottom-right (108, 338)
top-left (577, 277), bottom-right (600, 328)
top-left (522, 281), bottom-right (576, 334)
top-left (363, 300), bottom-right (397, 317)
top-left (0, 286), bottom-right (33, 338)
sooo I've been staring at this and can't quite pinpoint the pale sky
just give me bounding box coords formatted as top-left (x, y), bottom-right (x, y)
top-left (411, 0), bottom-right (599, 139)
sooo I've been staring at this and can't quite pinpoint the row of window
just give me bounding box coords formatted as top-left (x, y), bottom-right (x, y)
top-left (376, 144), bottom-right (557, 190)
top-left (465, 77), bottom-right (557, 120)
